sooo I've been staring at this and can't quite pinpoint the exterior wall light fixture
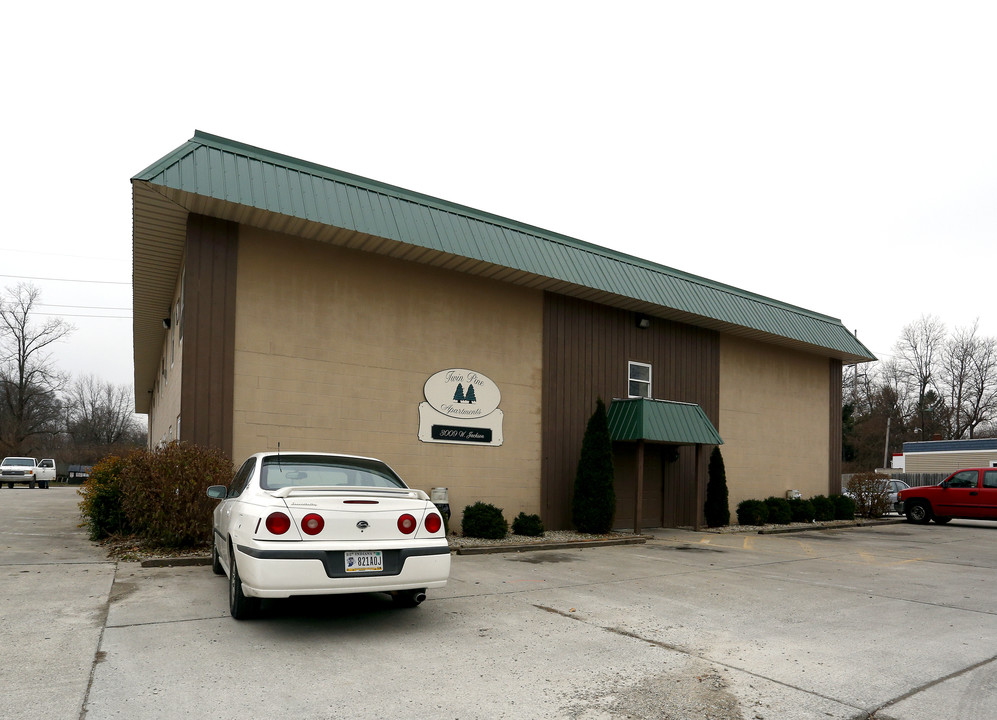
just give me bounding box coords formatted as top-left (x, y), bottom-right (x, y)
top-left (635, 314), bottom-right (650, 329)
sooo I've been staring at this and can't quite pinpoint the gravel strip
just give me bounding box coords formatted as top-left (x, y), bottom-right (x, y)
top-left (701, 515), bottom-right (907, 534)
top-left (448, 529), bottom-right (637, 550)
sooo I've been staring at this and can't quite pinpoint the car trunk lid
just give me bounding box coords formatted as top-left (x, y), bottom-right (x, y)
top-left (272, 486), bottom-right (437, 542)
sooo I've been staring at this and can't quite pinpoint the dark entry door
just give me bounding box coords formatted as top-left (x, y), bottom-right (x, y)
top-left (612, 444), bottom-right (664, 529)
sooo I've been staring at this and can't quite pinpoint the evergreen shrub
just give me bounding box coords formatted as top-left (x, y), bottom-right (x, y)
top-left (736, 499), bottom-right (769, 526)
top-left (765, 496), bottom-right (793, 524)
top-left (572, 398), bottom-right (616, 533)
top-left (789, 498), bottom-right (816, 523)
top-left (462, 502), bottom-right (509, 539)
top-left (811, 495), bottom-right (835, 521)
top-left (512, 512), bottom-right (545, 537)
top-left (832, 493), bottom-right (856, 520)
top-left (704, 447), bottom-right (730, 527)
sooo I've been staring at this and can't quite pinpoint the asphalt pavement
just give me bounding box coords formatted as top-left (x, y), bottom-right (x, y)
top-left (3, 486), bottom-right (997, 719)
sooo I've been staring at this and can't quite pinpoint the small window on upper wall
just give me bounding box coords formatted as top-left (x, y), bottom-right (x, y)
top-left (628, 361), bottom-right (652, 398)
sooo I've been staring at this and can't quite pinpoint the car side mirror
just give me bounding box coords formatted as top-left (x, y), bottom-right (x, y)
top-left (940, 481), bottom-right (949, 489)
top-left (207, 485), bottom-right (227, 500)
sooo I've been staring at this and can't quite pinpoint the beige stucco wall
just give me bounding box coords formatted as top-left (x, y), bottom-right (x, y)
top-left (147, 271), bottom-right (184, 447)
top-left (719, 335), bottom-right (831, 519)
top-left (231, 227), bottom-right (545, 522)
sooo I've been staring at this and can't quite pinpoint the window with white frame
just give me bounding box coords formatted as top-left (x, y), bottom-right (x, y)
top-left (628, 361), bottom-right (652, 398)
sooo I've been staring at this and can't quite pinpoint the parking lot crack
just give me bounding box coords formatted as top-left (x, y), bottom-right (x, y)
top-left (533, 603), bottom-right (865, 714)
top-left (78, 561), bottom-right (117, 720)
top-left (868, 653), bottom-right (997, 718)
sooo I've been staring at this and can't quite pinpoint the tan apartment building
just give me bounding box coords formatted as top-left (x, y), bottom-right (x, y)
top-left (132, 132), bottom-right (875, 529)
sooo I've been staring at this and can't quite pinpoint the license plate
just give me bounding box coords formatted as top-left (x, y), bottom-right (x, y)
top-left (345, 550), bottom-right (383, 573)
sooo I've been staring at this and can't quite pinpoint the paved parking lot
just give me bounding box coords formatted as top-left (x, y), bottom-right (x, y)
top-left (3, 487), bottom-right (997, 719)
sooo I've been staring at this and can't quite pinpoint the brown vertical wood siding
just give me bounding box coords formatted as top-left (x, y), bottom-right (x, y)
top-left (541, 293), bottom-right (720, 529)
top-left (828, 359), bottom-right (843, 493)
top-left (180, 214), bottom-right (238, 458)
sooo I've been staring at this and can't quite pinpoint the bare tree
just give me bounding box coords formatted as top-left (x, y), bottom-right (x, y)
top-left (939, 323), bottom-right (975, 439)
top-left (0, 283), bottom-right (73, 455)
top-left (967, 335), bottom-right (997, 437)
top-left (65, 375), bottom-right (143, 446)
top-left (893, 315), bottom-right (946, 435)
top-left (875, 358), bottom-right (918, 425)
top-left (939, 321), bottom-right (997, 438)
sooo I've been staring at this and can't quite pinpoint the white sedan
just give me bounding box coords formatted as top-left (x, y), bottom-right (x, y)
top-left (207, 451), bottom-right (450, 619)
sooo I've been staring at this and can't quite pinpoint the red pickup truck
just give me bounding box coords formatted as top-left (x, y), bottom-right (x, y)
top-left (896, 468), bottom-right (997, 524)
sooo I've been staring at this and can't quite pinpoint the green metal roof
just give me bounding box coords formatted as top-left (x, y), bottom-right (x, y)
top-left (131, 131), bottom-right (874, 407)
top-left (607, 398), bottom-right (723, 445)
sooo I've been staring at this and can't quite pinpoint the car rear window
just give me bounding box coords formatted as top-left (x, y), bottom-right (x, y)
top-left (2, 458), bottom-right (34, 467)
top-left (260, 455), bottom-right (407, 491)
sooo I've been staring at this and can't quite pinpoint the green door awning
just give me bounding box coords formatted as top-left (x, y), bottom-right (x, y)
top-left (607, 398), bottom-right (723, 445)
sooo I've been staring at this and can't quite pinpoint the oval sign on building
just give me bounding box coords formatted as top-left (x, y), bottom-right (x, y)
top-left (424, 369), bottom-right (501, 419)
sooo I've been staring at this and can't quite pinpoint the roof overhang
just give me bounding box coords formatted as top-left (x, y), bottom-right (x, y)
top-left (131, 131), bottom-right (877, 412)
top-left (607, 398), bottom-right (723, 445)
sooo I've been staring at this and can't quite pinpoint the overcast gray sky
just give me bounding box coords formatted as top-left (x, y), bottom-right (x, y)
top-left (3, 1), bottom-right (995, 410)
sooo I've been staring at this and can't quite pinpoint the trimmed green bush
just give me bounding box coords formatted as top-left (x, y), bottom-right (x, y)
top-left (765, 496), bottom-right (793, 524)
top-left (811, 495), bottom-right (835, 521)
top-left (120, 442), bottom-right (234, 548)
top-left (512, 512), bottom-right (545, 537)
top-left (704, 447), bottom-right (730, 527)
top-left (736, 499), bottom-right (769, 526)
top-left (789, 498), bottom-right (816, 523)
top-left (832, 493), bottom-right (856, 520)
top-left (77, 455), bottom-right (130, 541)
top-left (462, 502), bottom-right (509, 539)
top-left (572, 398), bottom-right (616, 533)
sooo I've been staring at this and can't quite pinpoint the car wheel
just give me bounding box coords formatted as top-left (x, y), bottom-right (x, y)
top-left (6, 483), bottom-right (12, 489)
top-left (393, 589), bottom-right (427, 608)
top-left (933, 517), bottom-right (952, 524)
top-left (211, 541), bottom-right (224, 575)
top-left (228, 546), bottom-right (260, 620)
top-left (28, 481), bottom-right (35, 489)
top-left (906, 501), bottom-right (932, 524)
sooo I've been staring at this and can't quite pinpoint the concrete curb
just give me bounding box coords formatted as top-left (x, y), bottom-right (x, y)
top-left (756, 517), bottom-right (906, 534)
top-left (141, 556), bottom-right (212, 568)
top-left (454, 536), bottom-right (647, 555)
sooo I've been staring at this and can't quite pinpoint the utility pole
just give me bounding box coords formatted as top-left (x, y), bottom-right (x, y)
top-left (883, 417), bottom-right (891, 470)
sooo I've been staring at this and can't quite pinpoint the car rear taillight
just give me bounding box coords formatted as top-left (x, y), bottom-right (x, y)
top-left (266, 512), bottom-right (292, 535)
top-left (397, 513), bottom-right (417, 534)
top-left (301, 513), bottom-right (324, 535)
top-left (424, 513), bottom-right (442, 534)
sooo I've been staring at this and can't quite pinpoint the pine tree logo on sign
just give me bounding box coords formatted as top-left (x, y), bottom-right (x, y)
top-left (419, 369), bottom-right (503, 446)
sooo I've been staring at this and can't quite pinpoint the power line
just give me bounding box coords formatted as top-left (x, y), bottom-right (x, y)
top-left (35, 312), bottom-right (131, 319)
top-left (37, 303), bottom-right (131, 311)
top-left (0, 274), bottom-right (129, 285)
